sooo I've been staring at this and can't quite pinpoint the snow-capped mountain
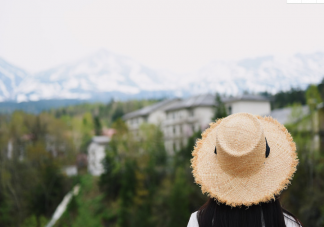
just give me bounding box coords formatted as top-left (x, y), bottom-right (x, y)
top-left (184, 53), bottom-right (324, 96)
top-left (14, 50), bottom-right (180, 102)
top-left (1, 50), bottom-right (324, 103)
top-left (0, 58), bottom-right (29, 101)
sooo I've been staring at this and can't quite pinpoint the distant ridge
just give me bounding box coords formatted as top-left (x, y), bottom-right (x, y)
top-left (0, 99), bottom-right (86, 114)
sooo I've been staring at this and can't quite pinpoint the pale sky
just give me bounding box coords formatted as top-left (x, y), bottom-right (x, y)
top-left (1, 0), bottom-right (324, 74)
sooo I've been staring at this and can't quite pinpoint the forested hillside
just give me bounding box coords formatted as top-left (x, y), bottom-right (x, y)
top-left (56, 84), bottom-right (324, 227)
top-left (1, 83), bottom-right (324, 227)
top-left (0, 99), bottom-right (158, 227)
top-left (48, 99), bottom-right (159, 127)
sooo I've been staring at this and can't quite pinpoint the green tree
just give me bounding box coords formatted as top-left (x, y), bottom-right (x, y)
top-left (21, 215), bottom-right (48, 227)
top-left (212, 93), bottom-right (227, 121)
top-left (281, 99), bottom-right (324, 227)
top-left (0, 111), bottom-right (74, 227)
top-left (111, 106), bottom-right (124, 123)
top-left (99, 121), bottom-right (168, 227)
top-left (93, 115), bottom-right (102, 136)
top-left (168, 168), bottom-right (191, 227)
top-left (271, 88), bottom-right (306, 110)
top-left (306, 84), bottom-right (322, 112)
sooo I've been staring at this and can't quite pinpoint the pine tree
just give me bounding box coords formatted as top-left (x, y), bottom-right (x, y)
top-left (93, 115), bottom-right (102, 136)
top-left (212, 93), bottom-right (227, 121)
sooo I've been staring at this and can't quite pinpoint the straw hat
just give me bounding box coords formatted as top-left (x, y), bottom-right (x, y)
top-left (191, 113), bottom-right (298, 207)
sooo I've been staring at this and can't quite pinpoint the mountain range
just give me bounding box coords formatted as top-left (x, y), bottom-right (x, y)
top-left (1, 49), bottom-right (324, 104)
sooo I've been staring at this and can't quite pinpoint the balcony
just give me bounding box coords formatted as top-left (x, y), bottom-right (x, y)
top-left (163, 116), bottom-right (198, 126)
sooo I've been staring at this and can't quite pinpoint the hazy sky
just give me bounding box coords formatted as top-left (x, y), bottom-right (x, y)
top-left (1, 0), bottom-right (324, 73)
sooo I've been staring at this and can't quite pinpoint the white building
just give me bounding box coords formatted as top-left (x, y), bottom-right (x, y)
top-left (87, 136), bottom-right (110, 176)
top-left (163, 94), bottom-right (216, 153)
top-left (223, 94), bottom-right (271, 116)
top-left (123, 98), bottom-right (180, 135)
top-left (63, 165), bottom-right (78, 176)
top-left (123, 94), bottom-right (271, 154)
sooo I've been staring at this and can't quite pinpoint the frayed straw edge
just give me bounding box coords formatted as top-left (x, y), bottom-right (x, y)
top-left (190, 116), bottom-right (299, 207)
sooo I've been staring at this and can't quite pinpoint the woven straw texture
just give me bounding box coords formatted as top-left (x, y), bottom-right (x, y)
top-left (191, 113), bottom-right (298, 207)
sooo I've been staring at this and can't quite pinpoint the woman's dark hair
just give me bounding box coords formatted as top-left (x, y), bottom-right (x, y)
top-left (197, 198), bottom-right (302, 227)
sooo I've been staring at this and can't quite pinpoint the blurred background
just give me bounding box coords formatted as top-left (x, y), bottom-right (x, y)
top-left (1, 0), bottom-right (324, 226)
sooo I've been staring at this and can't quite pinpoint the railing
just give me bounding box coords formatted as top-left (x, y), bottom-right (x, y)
top-left (45, 184), bottom-right (80, 227)
top-left (163, 116), bottom-right (198, 126)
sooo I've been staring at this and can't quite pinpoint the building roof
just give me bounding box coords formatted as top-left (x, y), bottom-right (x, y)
top-left (164, 94), bottom-right (215, 112)
top-left (222, 94), bottom-right (270, 103)
top-left (122, 98), bottom-right (179, 120)
top-left (92, 136), bottom-right (110, 144)
top-left (164, 94), bottom-right (270, 112)
top-left (268, 105), bottom-right (309, 125)
top-left (102, 128), bottom-right (116, 138)
top-left (122, 94), bottom-right (271, 118)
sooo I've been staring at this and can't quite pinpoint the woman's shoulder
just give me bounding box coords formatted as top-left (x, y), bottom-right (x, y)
top-left (283, 213), bottom-right (302, 227)
top-left (187, 211), bottom-right (199, 227)
top-left (187, 211), bottom-right (302, 227)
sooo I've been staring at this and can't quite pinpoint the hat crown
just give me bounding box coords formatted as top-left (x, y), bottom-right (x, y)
top-left (215, 113), bottom-right (266, 176)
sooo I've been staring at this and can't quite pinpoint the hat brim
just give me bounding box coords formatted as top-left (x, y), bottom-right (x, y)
top-left (191, 115), bottom-right (298, 207)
